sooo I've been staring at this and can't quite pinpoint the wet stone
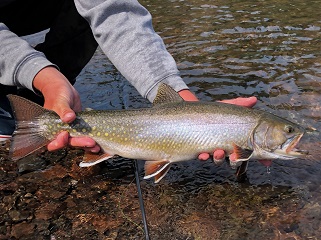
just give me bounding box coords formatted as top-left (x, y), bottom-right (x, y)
top-left (35, 187), bottom-right (67, 201)
top-left (32, 219), bottom-right (50, 236)
top-left (35, 203), bottom-right (60, 220)
top-left (40, 165), bottom-right (68, 180)
top-left (24, 193), bottom-right (33, 198)
top-left (17, 155), bottom-right (48, 173)
top-left (10, 222), bottom-right (36, 239)
top-left (8, 210), bottom-right (31, 222)
top-left (0, 182), bottom-right (18, 192)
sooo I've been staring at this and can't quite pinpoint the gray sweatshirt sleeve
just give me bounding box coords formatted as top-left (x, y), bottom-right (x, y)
top-left (0, 23), bottom-right (56, 91)
top-left (74, 0), bottom-right (188, 102)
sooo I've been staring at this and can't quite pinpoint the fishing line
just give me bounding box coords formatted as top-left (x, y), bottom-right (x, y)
top-left (122, 83), bottom-right (150, 239)
top-left (134, 159), bottom-right (150, 240)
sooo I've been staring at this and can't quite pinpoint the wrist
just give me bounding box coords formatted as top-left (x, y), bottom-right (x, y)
top-left (33, 66), bottom-right (69, 94)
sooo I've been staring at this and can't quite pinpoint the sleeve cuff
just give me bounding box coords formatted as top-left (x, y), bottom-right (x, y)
top-left (14, 52), bottom-right (58, 92)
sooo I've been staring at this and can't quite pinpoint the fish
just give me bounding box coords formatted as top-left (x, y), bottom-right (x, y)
top-left (7, 84), bottom-right (307, 183)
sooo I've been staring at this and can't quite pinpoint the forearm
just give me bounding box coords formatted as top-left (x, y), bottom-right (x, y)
top-left (74, 0), bottom-right (189, 102)
top-left (0, 23), bottom-right (56, 91)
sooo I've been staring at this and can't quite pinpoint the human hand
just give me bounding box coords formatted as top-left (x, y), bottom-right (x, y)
top-left (178, 89), bottom-right (257, 163)
top-left (33, 66), bottom-right (100, 153)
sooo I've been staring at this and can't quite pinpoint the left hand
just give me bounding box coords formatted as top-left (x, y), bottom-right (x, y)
top-left (33, 66), bottom-right (100, 153)
top-left (178, 89), bottom-right (257, 164)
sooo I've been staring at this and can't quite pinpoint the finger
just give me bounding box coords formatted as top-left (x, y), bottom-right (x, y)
top-left (198, 152), bottom-right (210, 161)
top-left (47, 100), bottom-right (77, 123)
top-left (60, 111), bottom-right (77, 123)
top-left (229, 152), bottom-right (237, 161)
top-left (83, 145), bottom-right (101, 153)
top-left (219, 96), bottom-right (257, 108)
top-left (55, 90), bottom-right (81, 122)
top-left (213, 149), bottom-right (225, 160)
top-left (68, 137), bottom-right (98, 149)
top-left (43, 96), bottom-right (77, 123)
top-left (178, 89), bottom-right (199, 101)
top-left (213, 149), bottom-right (225, 165)
top-left (47, 131), bottom-right (69, 151)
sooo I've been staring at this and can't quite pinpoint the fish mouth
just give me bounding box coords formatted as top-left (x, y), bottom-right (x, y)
top-left (275, 134), bottom-right (307, 157)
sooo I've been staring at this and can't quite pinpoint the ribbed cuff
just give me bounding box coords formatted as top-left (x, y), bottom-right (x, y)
top-left (14, 52), bottom-right (58, 92)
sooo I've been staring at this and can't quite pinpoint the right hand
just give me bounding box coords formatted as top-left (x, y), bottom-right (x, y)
top-left (33, 66), bottom-right (100, 153)
top-left (179, 89), bottom-right (257, 164)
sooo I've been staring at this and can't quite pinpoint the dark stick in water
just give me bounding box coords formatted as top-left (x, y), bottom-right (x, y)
top-left (134, 159), bottom-right (150, 240)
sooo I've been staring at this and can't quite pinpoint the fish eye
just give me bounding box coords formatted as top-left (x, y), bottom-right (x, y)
top-left (285, 125), bottom-right (295, 134)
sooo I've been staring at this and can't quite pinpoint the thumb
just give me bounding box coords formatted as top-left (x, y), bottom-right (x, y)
top-left (59, 108), bottom-right (76, 123)
top-left (44, 98), bottom-right (77, 123)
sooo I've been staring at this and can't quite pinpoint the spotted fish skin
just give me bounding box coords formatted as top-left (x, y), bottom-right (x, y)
top-left (7, 84), bottom-right (306, 183)
top-left (39, 102), bottom-right (258, 161)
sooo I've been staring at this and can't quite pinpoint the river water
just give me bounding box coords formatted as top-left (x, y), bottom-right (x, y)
top-left (76, 0), bottom-right (321, 189)
top-left (1, 0), bottom-right (321, 239)
top-left (74, 0), bottom-right (321, 239)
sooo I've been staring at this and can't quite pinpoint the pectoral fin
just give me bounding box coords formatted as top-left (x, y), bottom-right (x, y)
top-left (233, 143), bottom-right (253, 161)
top-left (143, 160), bottom-right (171, 183)
top-left (79, 152), bottom-right (114, 167)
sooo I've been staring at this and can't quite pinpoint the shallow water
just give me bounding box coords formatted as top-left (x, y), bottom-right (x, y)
top-left (1, 0), bottom-right (321, 239)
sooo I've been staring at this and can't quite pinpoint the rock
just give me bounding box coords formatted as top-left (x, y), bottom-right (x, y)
top-left (17, 156), bottom-right (47, 173)
top-left (24, 193), bottom-right (33, 198)
top-left (11, 222), bottom-right (35, 239)
top-left (8, 210), bottom-right (30, 222)
top-left (35, 203), bottom-right (60, 220)
top-left (41, 165), bottom-right (68, 180)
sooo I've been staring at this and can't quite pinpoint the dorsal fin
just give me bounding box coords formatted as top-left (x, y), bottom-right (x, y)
top-left (153, 83), bottom-right (184, 106)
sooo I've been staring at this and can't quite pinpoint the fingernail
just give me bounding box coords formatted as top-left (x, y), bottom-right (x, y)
top-left (63, 113), bottom-right (75, 123)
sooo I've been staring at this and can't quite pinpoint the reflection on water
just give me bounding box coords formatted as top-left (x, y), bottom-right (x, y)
top-left (0, 0), bottom-right (321, 239)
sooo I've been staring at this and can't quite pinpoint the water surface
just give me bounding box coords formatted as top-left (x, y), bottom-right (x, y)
top-left (73, 0), bottom-right (321, 238)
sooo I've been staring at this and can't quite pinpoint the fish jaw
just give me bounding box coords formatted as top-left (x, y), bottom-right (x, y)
top-left (273, 133), bottom-right (307, 158)
top-left (253, 133), bottom-right (307, 160)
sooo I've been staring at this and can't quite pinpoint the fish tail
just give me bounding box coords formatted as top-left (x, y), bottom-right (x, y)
top-left (7, 95), bottom-right (51, 161)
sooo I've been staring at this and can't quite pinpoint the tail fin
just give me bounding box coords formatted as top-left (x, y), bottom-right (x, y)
top-left (7, 95), bottom-right (51, 160)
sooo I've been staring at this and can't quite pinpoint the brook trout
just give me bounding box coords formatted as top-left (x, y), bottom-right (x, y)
top-left (7, 84), bottom-right (306, 183)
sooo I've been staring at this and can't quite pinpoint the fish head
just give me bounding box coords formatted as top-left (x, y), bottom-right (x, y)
top-left (251, 115), bottom-right (306, 160)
